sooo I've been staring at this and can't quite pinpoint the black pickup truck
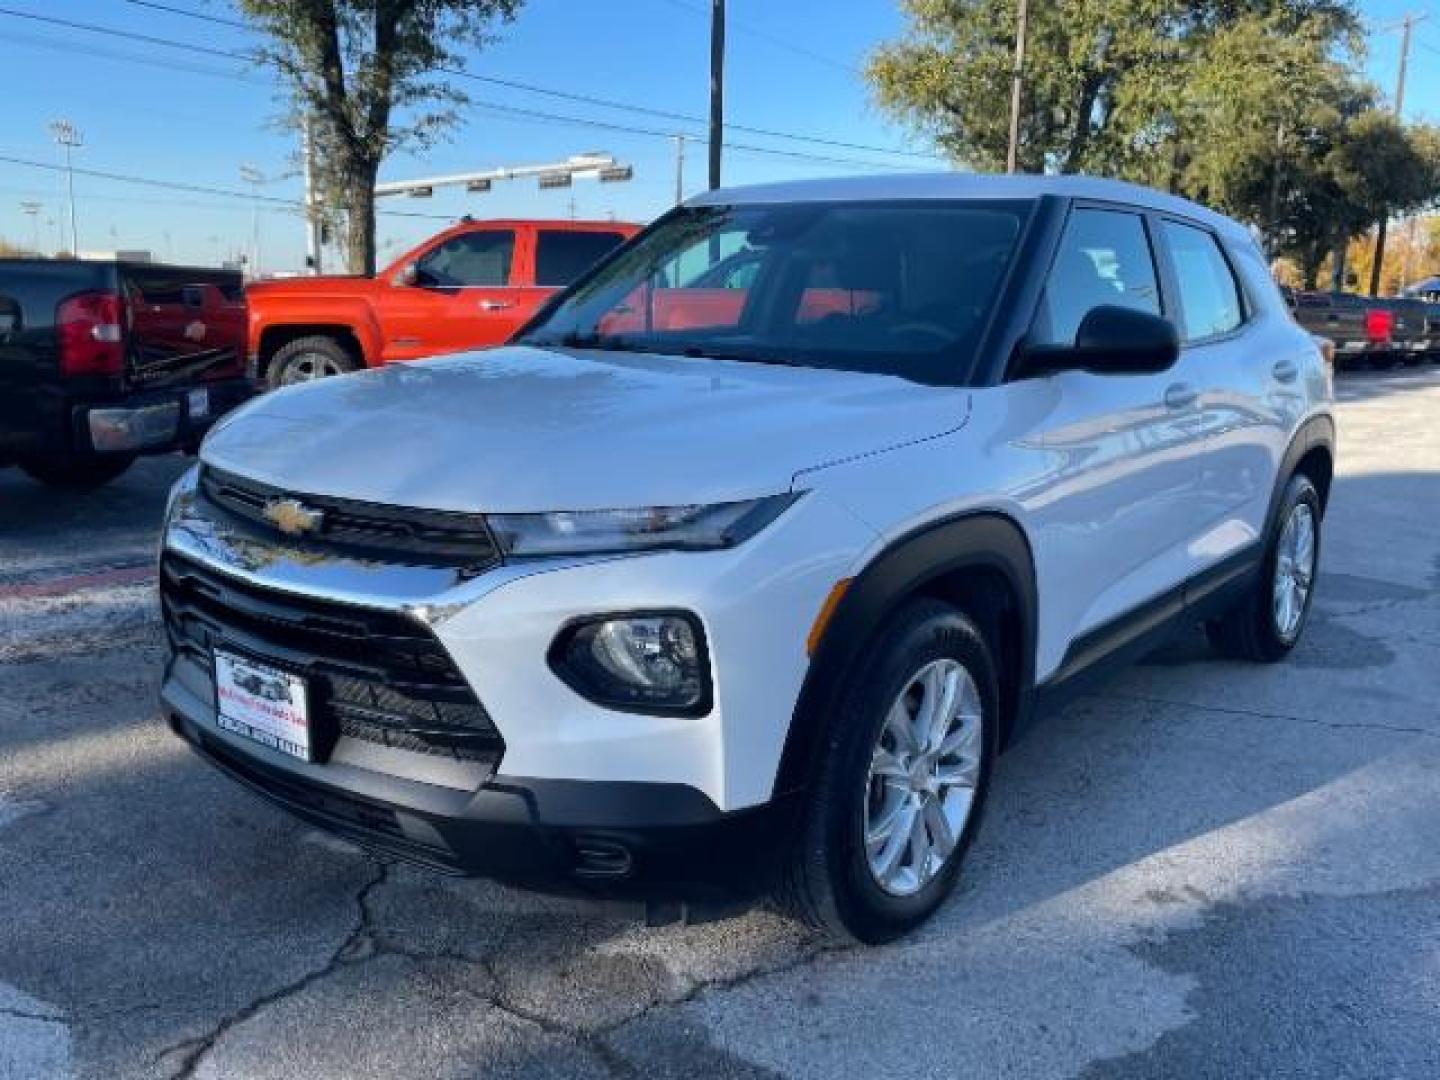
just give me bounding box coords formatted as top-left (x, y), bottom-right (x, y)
top-left (0, 259), bottom-right (254, 487)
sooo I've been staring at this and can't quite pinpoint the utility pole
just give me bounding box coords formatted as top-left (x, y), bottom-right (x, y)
top-left (673, 134), bottom-right (686, 206)
top-left (48, 120), bottom-right (81, 255)
top-left (239, 164), bottom-right (264, 280)
top-left (708, 0), bottom-right (725, 190)
top-left (1368, 12), bottom-right (1425, 297)
top-left (302, 116), bottom-right (323, 275)
top-left (1006, 0), bottom-right (1030, 174)
top-left (20, 201), bottom-right (42, 255)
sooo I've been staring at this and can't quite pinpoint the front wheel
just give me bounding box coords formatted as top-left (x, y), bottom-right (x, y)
top-left (1206, 473), bottom-right (1321, 662)
top-left (19, 454), bottom-right (136, 489)
top-left (775, 598), bottom-right (998, 943)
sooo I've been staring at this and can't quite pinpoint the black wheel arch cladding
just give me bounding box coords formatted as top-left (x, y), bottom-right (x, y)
top-left (773, 510), bottom-right (1037, 798)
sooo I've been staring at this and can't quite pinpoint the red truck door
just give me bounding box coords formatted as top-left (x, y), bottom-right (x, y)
top-left (376, 228), bottom-right (521, 360)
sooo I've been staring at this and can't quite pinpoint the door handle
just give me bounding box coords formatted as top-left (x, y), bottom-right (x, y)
top-left (478, 300), bottom-right (514, 312)
top-left (1272, 359), bottom-right (1299, 383)
top-left (1163, 382), bottom-right (1198, 410)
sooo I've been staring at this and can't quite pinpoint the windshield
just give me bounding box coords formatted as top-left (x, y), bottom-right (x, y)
top-left (519, 200), bottom-right (1032, 385)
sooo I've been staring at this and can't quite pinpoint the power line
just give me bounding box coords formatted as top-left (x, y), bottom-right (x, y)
top-left (0, 153), bottom-right (454, 221)
top-left (0, 6), bottom-right (924, 173)
top-left (102, 0), bottom-right (939, 162)
top-left (650, 0), bottom-right (857, 74)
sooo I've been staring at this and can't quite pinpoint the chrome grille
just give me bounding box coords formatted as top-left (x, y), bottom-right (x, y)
top-left (198, 466), bottom-right (500, 569)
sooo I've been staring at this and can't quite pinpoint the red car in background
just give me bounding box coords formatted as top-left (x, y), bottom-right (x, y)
top-left (247, 218), bottom-right (639, 387)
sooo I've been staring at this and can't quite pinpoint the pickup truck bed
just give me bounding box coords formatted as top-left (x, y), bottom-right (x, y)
top-left (0, 259), bottom-right (253, 487)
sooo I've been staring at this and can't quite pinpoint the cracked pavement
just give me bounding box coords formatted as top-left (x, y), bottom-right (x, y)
top-left (3, 367), bottom-right (1439, 1078)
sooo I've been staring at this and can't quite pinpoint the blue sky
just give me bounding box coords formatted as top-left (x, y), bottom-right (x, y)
top-left (0, 0), bottom-right (1435, 270)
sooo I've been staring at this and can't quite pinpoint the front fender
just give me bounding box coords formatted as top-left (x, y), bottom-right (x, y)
top-left (772, 510), bottom-right (1038, 797)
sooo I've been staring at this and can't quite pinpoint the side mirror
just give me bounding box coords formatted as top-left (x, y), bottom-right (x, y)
top-left (395, 262), bottom-right (419, 287)
top-left (1019, 305), bottom-right (1180, 377)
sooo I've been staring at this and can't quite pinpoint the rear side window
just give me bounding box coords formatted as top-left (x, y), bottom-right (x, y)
top-left (418, 231), bottom-right (514, 287)
top-left (1031, 208), bottom-right (1160, 347)
top-left (535, 231), bottom-right (628, 288)
top-left (1161, 221), bottom-right (1244, 341)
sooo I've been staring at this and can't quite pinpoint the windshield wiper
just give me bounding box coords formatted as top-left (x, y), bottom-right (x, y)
top-left (681, 345), bottom-right (799, 367)
top-left (526, 330), bottom-right (643, 352)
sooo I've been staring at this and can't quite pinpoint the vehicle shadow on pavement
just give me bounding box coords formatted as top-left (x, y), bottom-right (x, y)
top-left (1, 468), bottom-right (1437, 1079)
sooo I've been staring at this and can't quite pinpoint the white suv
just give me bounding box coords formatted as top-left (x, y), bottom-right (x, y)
top-left (159, 175), bottom-right (1333, 942)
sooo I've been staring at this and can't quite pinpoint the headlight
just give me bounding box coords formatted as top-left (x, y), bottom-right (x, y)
top-left (550, 612), bottom-right (711, 714)
top-left (488, 493), bottom-right (799, 557)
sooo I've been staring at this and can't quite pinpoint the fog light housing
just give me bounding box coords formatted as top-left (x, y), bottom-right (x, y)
top-left (550, 612), bottom-right (711, 715)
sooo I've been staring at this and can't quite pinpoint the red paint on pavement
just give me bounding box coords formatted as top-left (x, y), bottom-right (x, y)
top-left (1, 564), bottom-right (155, 600)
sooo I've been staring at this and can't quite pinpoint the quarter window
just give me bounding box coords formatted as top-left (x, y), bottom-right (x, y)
top-left (1031, 209), bottom-right (1161, 347)
top-left (417, 231), bottom-right (514, 287)
top-left (535, 231), bottom-right (628, 287)
top-left (1160, 221), bottom-right (1244, 341)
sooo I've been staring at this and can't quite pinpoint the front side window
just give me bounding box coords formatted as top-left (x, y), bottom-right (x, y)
top-left (519, 200), bottom-right (1032, 386)
top-left (1160, 220), bottom-right (1243, 341)
top-left (416, 230), bottom-right (514, 287)
top-left (535, 230), bottom-right (628, 287)
top-left (1030, 208), bottom-right (1161, 347)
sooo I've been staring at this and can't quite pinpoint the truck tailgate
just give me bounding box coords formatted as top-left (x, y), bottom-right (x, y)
top-left (121, 264), bottom-right (247, 388)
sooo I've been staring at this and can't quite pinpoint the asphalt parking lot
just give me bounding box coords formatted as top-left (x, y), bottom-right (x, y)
top-left (3, 366), bottom-right (1439, 1080)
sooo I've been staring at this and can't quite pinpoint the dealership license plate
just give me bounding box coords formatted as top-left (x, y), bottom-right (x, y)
top-left (214, 650), bottom-right (311, 761)
top-left (187, 388), bottom-right (210, 420)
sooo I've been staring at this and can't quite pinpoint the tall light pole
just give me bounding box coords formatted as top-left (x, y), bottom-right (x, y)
top-left (673, 134), bottom-right (687, 206)
top-left (1369, 11), bottom-right (1426, 296)
top-left (20, 201), bottom-right (42, 255)
top-left (708, 0), bottom-right (725, 191)
top-left (302, 115), bottom-right (323, 274)
top-left (239, 163), bottom-right (265, 279)
top-left (48, 120), bottom-right (81, 255)
top-left (1006, 0), bottom-right (1030, 174)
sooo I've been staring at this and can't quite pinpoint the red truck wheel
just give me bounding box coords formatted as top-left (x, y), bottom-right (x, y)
top-left (267, 336), bottom-right (359, 389)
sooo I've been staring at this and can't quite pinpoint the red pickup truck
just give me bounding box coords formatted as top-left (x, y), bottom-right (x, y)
top-left (247, 218), bottom-right (639, 387)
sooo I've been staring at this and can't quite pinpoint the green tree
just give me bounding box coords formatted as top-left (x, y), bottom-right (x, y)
top-left (238, 0), bottom-right (523, 275)
top-left (867, 0), bottom-right (1358, 178)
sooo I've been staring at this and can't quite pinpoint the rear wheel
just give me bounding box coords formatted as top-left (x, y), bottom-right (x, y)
top-left (266, 335), bottom-right (358, 389)
top-left (775, 598), bottom-right (998, 943)
top-left (1206, 473), bottom-right (1321, 662)
top-left (19, 453), bottom-right (136, 489)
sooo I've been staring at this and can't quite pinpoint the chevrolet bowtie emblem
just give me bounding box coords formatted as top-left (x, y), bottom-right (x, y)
top-left (262, 497), bottom-right (324, 537)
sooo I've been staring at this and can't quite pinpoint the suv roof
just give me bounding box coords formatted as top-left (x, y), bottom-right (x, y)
top-left (689, 173), bottom-right (1250, 244)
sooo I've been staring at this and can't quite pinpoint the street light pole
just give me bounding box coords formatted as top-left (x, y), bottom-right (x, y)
top-left (708, 0), bottom-right (725, 191)
top-left (239, 164), bottom-right (264, 279)
top-left (1006, 0), bottom-right (1030, 174)
top-left (20, 201), bottom-right (42, 255)
top-left (48, 120), bottom-right (81, 255)
top-left (673, 134), bottom-right (686, 206)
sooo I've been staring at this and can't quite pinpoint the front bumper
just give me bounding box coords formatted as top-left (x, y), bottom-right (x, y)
top-left (156, 465), bottom-right (873, 900)
top-left (162, 681), bottom-right (801, 902)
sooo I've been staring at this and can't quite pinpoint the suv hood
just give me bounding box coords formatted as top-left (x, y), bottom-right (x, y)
top-left (202, 346), bottom-right (967, 513)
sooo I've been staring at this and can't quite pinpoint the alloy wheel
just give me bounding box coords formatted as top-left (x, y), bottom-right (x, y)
top-left (1273, 502), bottom-right (1316, 642)
top-left (282, 352), bottom-right (347, 384)
top-left (863, 658), bottom-right (984, 897)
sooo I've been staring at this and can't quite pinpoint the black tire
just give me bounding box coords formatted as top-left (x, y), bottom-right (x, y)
top-left (1206, 473), bottom-right (1322, 663)
top-left (19, 453), bottom-right (136, 489)
top-left (774, 598), bottom-right (1000, 944)
top-left (1368, 352), bottom-right (1397, 370)
top-left (266, 335), bottom-right (359, 389)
